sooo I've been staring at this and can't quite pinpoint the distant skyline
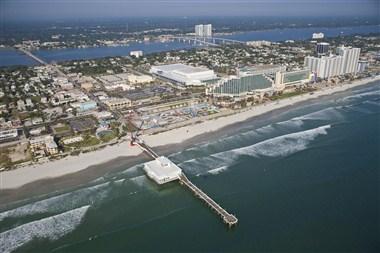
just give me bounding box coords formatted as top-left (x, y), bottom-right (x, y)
top-left (1, 0), bottom-right (379, 22)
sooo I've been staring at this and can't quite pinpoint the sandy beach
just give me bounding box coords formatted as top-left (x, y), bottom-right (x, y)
top-left (1, 76), bottom-right (379, 190)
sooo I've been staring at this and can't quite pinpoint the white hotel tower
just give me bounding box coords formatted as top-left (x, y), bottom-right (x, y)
top-left (336, 46), bottom-right (361, 74)
top-left (304, 45), bottom-right (360, 79)
top-left (195, 24), bottom-right (212, 37)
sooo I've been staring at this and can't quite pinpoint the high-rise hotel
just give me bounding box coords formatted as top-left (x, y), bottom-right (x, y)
top-left (304, 46), bottom-right (360, 79)
top-left (336, 46), bottom-right (361, 74)
top-left (195, 24), bottom-right (212, 37)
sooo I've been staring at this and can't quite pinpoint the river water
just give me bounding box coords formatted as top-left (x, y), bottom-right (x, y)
top-left (0, 24), bottom-right (379, 67)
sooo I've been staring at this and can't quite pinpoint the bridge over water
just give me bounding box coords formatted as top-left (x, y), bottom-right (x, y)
top-left (167, 35), bottom-right (245, 47)
top-left (17, 47), bottom-right (66, 77)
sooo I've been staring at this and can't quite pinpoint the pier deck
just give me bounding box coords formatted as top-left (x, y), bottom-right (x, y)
top-left (179, 173), bottom-right (238, 227)
top-left (136, 137), bottom-right (238, 228)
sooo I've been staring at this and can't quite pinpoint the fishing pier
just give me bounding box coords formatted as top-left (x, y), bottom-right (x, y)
top-left (134, 138), bottom-right (238, 228)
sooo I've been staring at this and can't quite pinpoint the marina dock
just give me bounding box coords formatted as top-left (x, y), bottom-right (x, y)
top-left (136, 138), bottom-right (238, 228)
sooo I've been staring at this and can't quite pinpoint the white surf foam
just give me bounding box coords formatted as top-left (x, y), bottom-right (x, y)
top-left (255, 125), bottom-right (275, 134)
top-left (363, 100), bottom-right (380, 107)
top-left (293, 107), bottom-right (343, 121)
top-left (340, 89), bottom-right (380, 102)
top-left (226, 124), bottom-right (331, 158)
top-left (0, 205), bottom-right (90, 253)
top-left (207, 166), bottom-right (228, 175)
top-left (130, 175), bottom-right (149, 187)
top-left (181, 125), bottom-right (331, 176)
top-left (276, 118), bottom-right (304, 128)
top-left (0, 182), bottom-right (109, 222)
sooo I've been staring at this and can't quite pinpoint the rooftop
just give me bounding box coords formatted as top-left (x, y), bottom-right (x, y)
top-left (143, 156), bottom-right (182, 184)
top-left (152, 63), bottom-right (211, 74)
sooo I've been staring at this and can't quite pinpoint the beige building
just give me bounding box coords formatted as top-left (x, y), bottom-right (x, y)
top-left (127, 74), bottom-right (153, 84)
top-left (104, 98), bottom-right (132, 110)
top-left (274, 69), bottom-right (311, 90)
top-left (80, 82), bottom-right (93, 91)
top-left (29, 135), bottom-right (58, 155)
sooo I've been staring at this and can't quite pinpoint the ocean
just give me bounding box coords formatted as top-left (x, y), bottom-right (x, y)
top-left (0, 81), bottom-right (379, 252)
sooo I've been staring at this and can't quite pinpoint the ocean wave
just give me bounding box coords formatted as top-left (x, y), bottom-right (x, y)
top-left (178, 153), bottom-right (236, 176)
top-left (0, 182), bottom-right (109, 223)
top-left (293, 107), bottom-right (343, 121)
top-left (170, 128), bottom-right (260, 163)
top-left (363, 100), bottom-right (380, 107)
top-left (255, 125), bottom-right (275, 134)
top-left (0, 205), bottom-right (90, 253)
top-left (344, 105), bottom-right (374, 114)
top-left (130, 175), bottom-right (149, 187)
top-left (207, 166), bottom-right (228, 176)
top-left (227, 124), bottom-right (331, 158)
top-left (276, 118), bottom-right (304, 128)
top-left (120, 164), bottom-right (144, 176)
top-left (340, 89), bottom-right (380, 102)
top-left (181, 125), bottom-right (331, 176)
top-left (175, 118), bottom-right (307, 163)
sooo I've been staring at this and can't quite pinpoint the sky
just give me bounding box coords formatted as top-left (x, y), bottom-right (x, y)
top-left (1, 0), bottom-right (379, 21)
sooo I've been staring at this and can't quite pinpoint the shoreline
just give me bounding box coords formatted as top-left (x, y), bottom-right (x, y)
top-left (0, 76), bottom-right (379, 200)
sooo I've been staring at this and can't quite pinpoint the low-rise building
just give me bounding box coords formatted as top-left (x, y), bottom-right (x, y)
top-left (31, 117), bottom-right (44, 125)
top-left (17, 100), bottom-right (26, 111)
top-left (126, 74), bottom-right (153, 84)
top-left (52, 90), bottom-right (89, 106)
top-left (104, 98), bottom-right (132, 110)
top-left (143, 156), bottom-right (182, 184)
top-left (130, 50), bottom-right (143, 58)
top-left (0, 128), bottom-right (19, 143)
top-left (25, 98), bottom-right (34, 107)
top-left (80, 82), bottom-right (94, 91)
top-left (72, 100), bottom-right (97, 113)
top-left (29, 135), bottom-right (58, 155)
top-left (312, 32), bottom-right (324, 39)
top-left (94, 111), bottom-right (113, 119)
top-left (29, 126), bottom-right (46, 136)
top-left (103, 82), bottom-right (134, 91)
top-left (54, 77), bottom-right (73, 90)
top-left (246, 40), bottom-right (271, 47)
top-left (150, 63), bottom-right (218, 86)
top-left (274, 69), bottom-right (312, 90)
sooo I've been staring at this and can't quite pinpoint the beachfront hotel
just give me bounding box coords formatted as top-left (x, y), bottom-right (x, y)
top-left (305, 46), bottom-right (361, 79)
top-left (206, 65), bottom-right (311, 97)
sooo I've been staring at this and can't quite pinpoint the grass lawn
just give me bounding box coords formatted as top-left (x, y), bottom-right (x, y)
top-left (99, 130), bottom-right (117, 142)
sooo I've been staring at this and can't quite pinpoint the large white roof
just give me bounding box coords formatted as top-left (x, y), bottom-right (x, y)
top-left (152, 64), bottom-right (211, 74)
top-left (144, 156), bottom-right (182, 179)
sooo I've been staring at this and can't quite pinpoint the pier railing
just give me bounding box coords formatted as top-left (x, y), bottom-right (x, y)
top-left (179, 173), bottom-right (238, 227)
top-left (136, 137), bottom-right (238, 228)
